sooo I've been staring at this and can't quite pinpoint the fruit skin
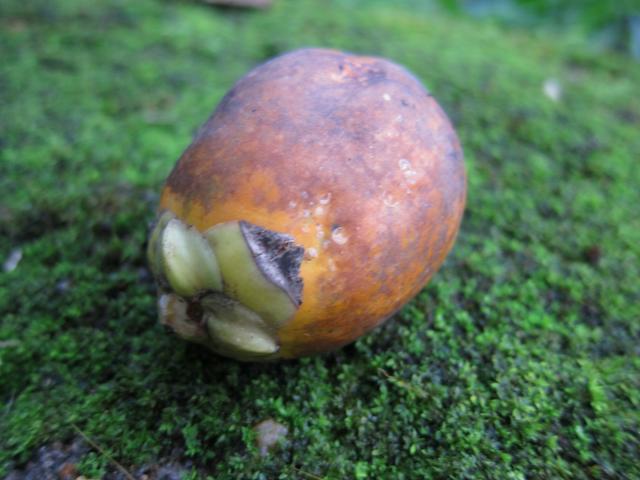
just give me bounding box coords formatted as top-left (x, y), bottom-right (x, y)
top-left (158, 48), bottom-right (466, 359)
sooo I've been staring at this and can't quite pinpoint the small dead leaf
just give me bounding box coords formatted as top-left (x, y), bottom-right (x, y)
top-left (254, 419), bottom-right (288, 456)
top-left (543, 79), bottom-right (562, 102)
top-left (583, 245), bottom-right (602, 266)
top-left (3, 248), bottom-right (22, 272)
top-left (57, 461), bottom-right (78, 480)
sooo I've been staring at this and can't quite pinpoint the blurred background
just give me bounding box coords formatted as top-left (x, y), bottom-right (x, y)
top-left (384, 0), bottom-right (640, 58)
top-left (1, 1), bottom-right (639, 479)
top-left (333, 0), bottom-right (640, 59)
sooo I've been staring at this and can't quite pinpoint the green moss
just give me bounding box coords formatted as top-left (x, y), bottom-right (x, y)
top-left (1, 0), bottom-right (639, 478)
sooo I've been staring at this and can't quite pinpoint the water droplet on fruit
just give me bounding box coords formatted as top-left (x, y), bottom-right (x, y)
top-left (331, 227), bottom-right (348, 245)
top-left (383, 192), bottom-right (399, 208)
top-left (319, 193), bottom-right (332, 205)
top-left (404, 172), bottom-right (418, 185)
top-left (398, 158), bottom-right (411, 171)
top-left (399, 159), bottom-right (418, 185)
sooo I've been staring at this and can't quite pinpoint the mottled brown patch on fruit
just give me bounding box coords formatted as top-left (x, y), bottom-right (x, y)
top-left (160, 48), bottom-right (466, 358)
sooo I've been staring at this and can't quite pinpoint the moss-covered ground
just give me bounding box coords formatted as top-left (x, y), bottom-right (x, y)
top-left (1, 0), bottom-right (639, 478)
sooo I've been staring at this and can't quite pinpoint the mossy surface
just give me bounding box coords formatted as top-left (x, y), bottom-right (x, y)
top-left (1, 0), bottom-right (639, 478)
